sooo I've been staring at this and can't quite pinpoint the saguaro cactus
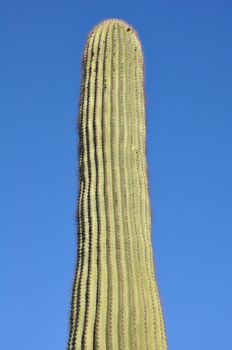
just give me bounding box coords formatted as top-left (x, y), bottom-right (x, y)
top-left (67, 19), bottom-right (168, 350)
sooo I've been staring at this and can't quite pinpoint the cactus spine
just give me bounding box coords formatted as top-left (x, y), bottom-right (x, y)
top-left (67, 19), bottom-right (168, 350)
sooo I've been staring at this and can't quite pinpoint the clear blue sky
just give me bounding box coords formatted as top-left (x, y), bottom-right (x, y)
top-left (1, 0), bottom-right (231, 349)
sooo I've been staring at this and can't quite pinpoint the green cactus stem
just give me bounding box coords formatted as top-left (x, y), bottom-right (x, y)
top-left (67, 18), bottom-right (168, 350)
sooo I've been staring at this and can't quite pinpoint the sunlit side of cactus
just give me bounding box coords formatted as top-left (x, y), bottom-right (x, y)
top-left (67, 19), bottom-right (168, 350)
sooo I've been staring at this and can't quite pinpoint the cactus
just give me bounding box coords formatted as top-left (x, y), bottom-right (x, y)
top-left (67, 19), bottom-right (168, 350)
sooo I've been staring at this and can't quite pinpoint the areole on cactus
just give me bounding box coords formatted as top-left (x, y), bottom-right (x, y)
top-left (67, 18), bottom-right (168, 350)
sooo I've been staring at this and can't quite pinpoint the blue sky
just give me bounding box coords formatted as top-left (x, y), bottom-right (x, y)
top-left (1, 0), bottom-right (231, 349)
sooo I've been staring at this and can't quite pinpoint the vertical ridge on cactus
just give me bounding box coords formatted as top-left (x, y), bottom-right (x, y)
top-left (67, 18), bottom-right (168, 350)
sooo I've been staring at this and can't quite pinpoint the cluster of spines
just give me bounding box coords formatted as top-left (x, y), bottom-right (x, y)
top-left (67, 19), bottom-right (168, 350)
